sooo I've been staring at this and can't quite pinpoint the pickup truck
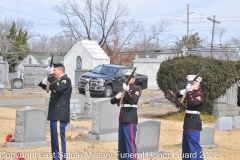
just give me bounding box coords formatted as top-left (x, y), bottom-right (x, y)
top-left (78, 64), bottom-right (148, 97)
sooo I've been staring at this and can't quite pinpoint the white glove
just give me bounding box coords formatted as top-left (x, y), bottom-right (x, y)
top-left (46, 66), bottom-right (54, 74)
top-left (186, 84), bottom-right (193, 92)
top-left (179, 89), bottom-right (186, 95)
top-left (123, 83), bottom-right (129, 91)
top-left (115, 92), bottom-right (122, 99)
top-left (42, 78), bottom-right (48, 85)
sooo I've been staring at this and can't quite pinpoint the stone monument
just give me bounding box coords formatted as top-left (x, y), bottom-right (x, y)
top-left (11, 78), bottom-right (23, 90)
top-left (0, 59), bottom-right (9, 85)
top-left (83, 78), bottom-right (92, 118)
top-left (7, 107), bottom-right (50, 148)
top-left (200, 127), bottom-right (218, 148)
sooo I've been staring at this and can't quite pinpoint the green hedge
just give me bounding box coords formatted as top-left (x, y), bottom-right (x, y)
top-left (157, 55), bottom-right (237, 114)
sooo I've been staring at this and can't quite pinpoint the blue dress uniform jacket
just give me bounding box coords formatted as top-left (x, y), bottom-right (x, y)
top-left (183, 89), bottom-right (204, 131)
top-left (111, 84), bottom-right (140, 124)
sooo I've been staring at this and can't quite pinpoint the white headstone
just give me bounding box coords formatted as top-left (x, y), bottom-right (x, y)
top-left (200, 127), bottom-right (218, 148)
top-left (136, 119), bottom-right (161, 153)
top-left (233, 116), bottom-right (240, 129)
top-left (214, 117), bottom-right (232, 131)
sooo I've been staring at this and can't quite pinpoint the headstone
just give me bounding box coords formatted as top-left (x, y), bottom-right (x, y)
top-left (24, 64), bottom-right (46, 87)
top-left (6, 107), bottom-right (50, 148)
top-left (0, 83), bottom-right (5, 91)
top-left (45, 95), bottom-right (83, 130)
top-left (84, 79), bottom-right (92, 118)
top-left (136, 119), bottom-right (162, 153)
top-left (200, 127), bottom-right (218, 148)
top-left (85, 98), bottom-right (120, 141)
top-left (214, 117), bottom-right (232, 131)
top-left (233, 116), bottom-right (240, 129)
top-left (0, 61), bottom-right (9, 85)
top-left (11, 78), bottom-right (23, 90)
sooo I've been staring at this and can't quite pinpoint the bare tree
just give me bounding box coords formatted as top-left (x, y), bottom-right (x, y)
top-left (215, 26), bottom-right (226, 45)
top-left (134, 19), bottom-right (171, 51)
top-left (28, 33), bottom-right (76, 54)
top-left (53, 0), bottom-right (128, 48)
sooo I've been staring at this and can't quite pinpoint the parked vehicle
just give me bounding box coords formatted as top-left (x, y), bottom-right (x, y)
top-left (78, 64), bottom-right (148, 97)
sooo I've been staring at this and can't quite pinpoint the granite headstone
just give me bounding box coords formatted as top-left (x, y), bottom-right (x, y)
top-left (86, 98), bottom-right (120, 141)
top-left (7, 107), bottom-right (50, 148)
top-left (200, 127), bottom-right (218, 148)
top-left (11, 78), bottom-right (23, 90)
top-left (214, 117), bottom-right (232, 131)
top-left (233, 116), bottom-right (240, 129)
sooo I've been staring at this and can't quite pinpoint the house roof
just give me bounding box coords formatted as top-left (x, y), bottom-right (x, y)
top-left (81, 40), bottom-right (109, 59)
top-left (30, 53), bottom-right (64, 64)
top-left (65, 40), bottom-right (109, 60)
top-left (187, 47), bottom-right (240, 61)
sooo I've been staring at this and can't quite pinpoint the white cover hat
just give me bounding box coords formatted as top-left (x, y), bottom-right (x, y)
top-left (186, 75), bottom-right (202, 83)
top-left (122, 69), bottom-right (138, 76)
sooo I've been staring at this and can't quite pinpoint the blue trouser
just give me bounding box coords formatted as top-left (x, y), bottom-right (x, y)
top-left (182, 130), bottom-right (203, 160)
top-left (118, 123), bottom-right (137, 160)
top-left (50, 121), bottom-right (67, 160)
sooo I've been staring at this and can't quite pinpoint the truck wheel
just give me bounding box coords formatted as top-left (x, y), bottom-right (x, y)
top-left (79, 90), bottom-right (85, 94)
top-left (104, 85), bottom-right (113, 97)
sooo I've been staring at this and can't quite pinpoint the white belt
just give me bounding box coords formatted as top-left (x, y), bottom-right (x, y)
top-left (122, 104), bottom-right (137, 108)
top-left (186, 110), bottom-right (200, 114)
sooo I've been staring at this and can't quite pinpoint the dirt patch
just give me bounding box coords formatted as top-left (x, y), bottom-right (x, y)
top-left (0, 89), bottom-right (239, 160)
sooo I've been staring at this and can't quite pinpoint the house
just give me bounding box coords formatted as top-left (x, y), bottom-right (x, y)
top-left (64, 40), bottom-right (110, 89)
top-left (187, 47), bottom-right (240, 61)
top-left (17, 52), bottom-right (64, 79)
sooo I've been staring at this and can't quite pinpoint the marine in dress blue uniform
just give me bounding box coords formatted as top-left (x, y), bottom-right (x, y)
top-left (111, 69), bottom-right (140, 160)
top-left (39, 63), bottom-right (72, 160)
top-left (177, 75), bottom-right (205, 160)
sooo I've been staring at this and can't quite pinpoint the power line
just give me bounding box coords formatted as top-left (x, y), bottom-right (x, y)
top-left (0, 6), bottom-right (58, 21)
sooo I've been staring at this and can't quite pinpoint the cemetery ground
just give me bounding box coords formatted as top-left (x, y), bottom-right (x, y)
top-left (0, 88), bottom-right (240, 160)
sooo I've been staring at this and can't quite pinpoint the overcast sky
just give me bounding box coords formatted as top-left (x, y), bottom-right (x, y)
top-left (1, 0), bottom-right (240, 46)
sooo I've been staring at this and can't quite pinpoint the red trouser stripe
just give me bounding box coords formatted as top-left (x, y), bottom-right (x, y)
top-left (130, 123), bottom-right (136, 160)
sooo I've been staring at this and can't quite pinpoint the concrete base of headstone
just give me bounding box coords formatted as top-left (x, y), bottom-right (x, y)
top-left (200, 127), bottom-right (218, 149)
top-left (6, 141), bottom-right (50, 148)
top-left (85, 132), bottom-right (118, 141)
top-left (214, 117), bottom-right (232, 131)
top-left (200, 143), bottom-right (218, 149)
top-left (233, 116), bottom-right (240, 129)
top-left (9, 89), bottom-right (24, 91)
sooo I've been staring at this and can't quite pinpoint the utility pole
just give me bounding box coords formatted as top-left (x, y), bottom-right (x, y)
top-left (187, 4), bottom-right (189, 37)
top-left (187, 4), bottom-right (194, 37)
top-left (207, 15), bottom-right (221, 58)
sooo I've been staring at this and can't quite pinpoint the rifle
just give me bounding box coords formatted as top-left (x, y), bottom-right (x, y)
top-left (46, 54), bottom-right (53, 93)
top-left (117, 67), bottom-right (137, 107)
top-left (180, 67), bottom-right (205, 104)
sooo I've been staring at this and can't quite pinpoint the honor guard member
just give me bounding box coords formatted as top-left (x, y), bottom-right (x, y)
top-left (110, 69), bottom-right (140, 160)
top-left (39, 63), bottom-right (72, 160)
top-left (177, 75), bottom-right (204, 160)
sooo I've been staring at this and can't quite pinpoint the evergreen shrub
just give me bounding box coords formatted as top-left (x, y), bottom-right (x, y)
top-left (157, 55), bottom-right (237, 114)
